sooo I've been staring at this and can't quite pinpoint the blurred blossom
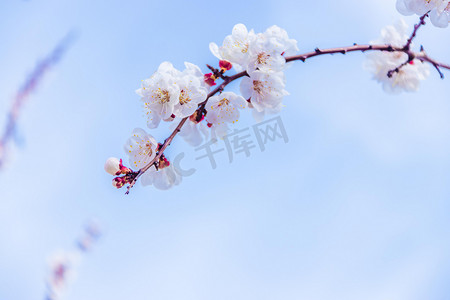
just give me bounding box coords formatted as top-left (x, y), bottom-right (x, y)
top-left (365, 20), bottom-right (430, 94)
top-left (46, 250), bottom-right (81, 300)
top-left (45, 220), bottom-right (102, 300)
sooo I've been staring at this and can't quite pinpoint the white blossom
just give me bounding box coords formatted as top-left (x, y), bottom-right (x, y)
top-left (141, 164), bottom-right (181, 190)
top-left (262, 25), bottom-right (299, 57)
top-left (136, 62), bottom-right (181, 128)
top-left (240, 70), bottom-right (289, 120)
top-left (210, 24), bottom-right (298, 73)
top-left (209, 23), bottom-right (257, 71)
top-left (206, 92), bottom-right (247, 125)
top-left (173, 73), bottom-right (208, 118)
top-left (183, 62), bottom-right (211, 90)
top-left (396, 0), bottom-right (450, 27)
top-left (210, 122), bottom-right (230, 140)
top-left (365, 20), bottom-right (430, 94)
top-left (245, 25), bottom-right (298, 73)
top-left (124, 128), bottom-right (158, 169)
top-left (177, 119), bottom-right (209, 147)
top-left (137, 62), bottom-right (208, 128)
top-left (246, 43), bottom-right (286, 73)
top-left (46, 251), bottom-right (81, 299)
top-left (251, 102), bottom-right (283, 123)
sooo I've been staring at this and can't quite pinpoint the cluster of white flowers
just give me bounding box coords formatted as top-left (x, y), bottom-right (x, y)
top-left (106, 24), bottom-right (298, 190)
top-left (365, 20), bottom-right (430, 94)
top-left (136, 62), bottom-right (209, 129)
top-left (114, 127), bottom-right (182, 190)
top-left (209, 24), bottom-right (298, 72)
top-left (210, 24), bottom-right (296, 124)
top-left (397, 0), bottom-right (450, 27)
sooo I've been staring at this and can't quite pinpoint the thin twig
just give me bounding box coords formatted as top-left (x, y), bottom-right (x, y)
top-left (416, 53), bottom-right (448, 79)
top-left (206, 64), bottom-right (227, 80)
top-left (404, 12), bottom-right (429, 51)
top-left (387, 12), bottom-right (429, 78)
top-left (387, 60), bottom-right (411, 78)
top-left (285, 44), bottom-right (399, 62)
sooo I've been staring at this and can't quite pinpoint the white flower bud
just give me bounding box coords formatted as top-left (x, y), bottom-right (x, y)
top-left (104, 157), bottom-right (121, 175)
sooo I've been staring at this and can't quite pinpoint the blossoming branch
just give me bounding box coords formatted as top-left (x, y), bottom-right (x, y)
top-left (105, 0), bottom-right (450, 193)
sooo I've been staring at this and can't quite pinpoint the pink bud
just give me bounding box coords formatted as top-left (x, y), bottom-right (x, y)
top-left (219, 60), bottom-right (232, 71)
top-left (163, 157), bottom-right (170, 167)
top-left (112, 177), bottom-right (125, 188)
top-left (118, 159), bottom-right (131, 174)
top-left (204, 73), bottom-right (216, 86)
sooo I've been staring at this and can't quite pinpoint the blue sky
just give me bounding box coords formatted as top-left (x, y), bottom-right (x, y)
top-left (1, 0), bottom-right (450, 299)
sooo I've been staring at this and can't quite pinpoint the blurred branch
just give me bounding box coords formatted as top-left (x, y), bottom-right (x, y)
top-left (0, 32), bottom-right (77, 169)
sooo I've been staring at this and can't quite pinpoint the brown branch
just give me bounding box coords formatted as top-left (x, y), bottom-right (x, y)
top-left (387, 60), bottom-right (411, 78)
top-left (125, 43), bottom-right (450, 194)
top-left (206, 64), bottom-right (227, 80)
top-left (285, 44), bottom-right (400, 63)
top-left (286, 44), bottom-right (450, 76)
top-left (416, 45), bottom-right (449, 79)
top-left (387, 13), bottom-right (429, 78)
top-left (405, 12), bottom-right (429, 51)
top-left (195, 71), bottom-right (248, 122)
top-left (416, 53), bottom-right (449, 78)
